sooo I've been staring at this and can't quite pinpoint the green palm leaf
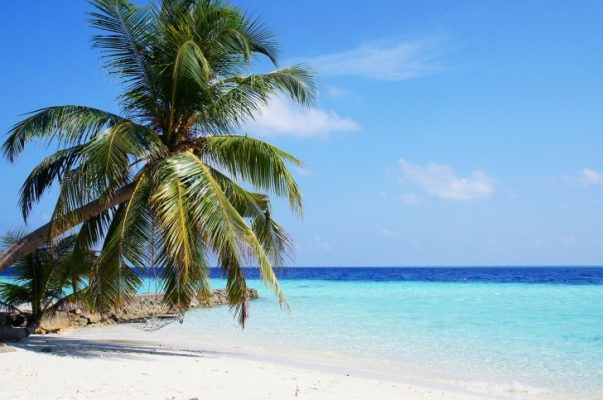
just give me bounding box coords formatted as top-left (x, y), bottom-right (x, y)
top-left (91, 203), bottom-right (143, 312)
top-left (156, 152), bottom-right (287, 307)
top-left (203, 135), bottom-right (303, 214)
top-left (90, 0), bottom-right (159, 118)
top-left (203, 66), bottom-right (316, 131)
top-left (82, 121), bottom-right (167, 191)
top-left (0, 231), bottom-right (94, 321)
top-left (209, 167), bottom-right (293, 267)
top-left (19, 145), bottom-right (83, 221)
top-left (3, 106), bottom-right (126, 162)
top-left (150, 160), bottom-right (211, 310)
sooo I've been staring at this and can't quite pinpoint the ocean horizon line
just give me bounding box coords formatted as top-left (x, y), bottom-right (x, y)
top-left (262, 265), bottom-right (603, 268)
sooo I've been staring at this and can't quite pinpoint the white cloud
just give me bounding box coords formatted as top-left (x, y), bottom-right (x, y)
top-left (399, 159), bottom-right (495, 201)
top-left (304, 38), bottom-right (449, 81)
top-left (376, 225), bottom-right (400, 238)
top-left (247, 96), bottom-right (360, 138)
top-left (578, 168), bottom-right (603, 186)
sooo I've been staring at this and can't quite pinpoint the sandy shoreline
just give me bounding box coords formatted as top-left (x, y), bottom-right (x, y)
top-left (0, 326), bottom-right (515, 400)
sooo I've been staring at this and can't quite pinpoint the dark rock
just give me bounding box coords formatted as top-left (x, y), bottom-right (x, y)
top-left (11, 315), bottom-right (27, 327)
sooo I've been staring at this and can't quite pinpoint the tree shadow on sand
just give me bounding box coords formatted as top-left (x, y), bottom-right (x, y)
top-left (9, 335), bottom-right (239, 361)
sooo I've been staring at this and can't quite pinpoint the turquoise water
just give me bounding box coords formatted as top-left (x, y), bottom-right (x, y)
top-left (148, 276), bottom-right (603, 399)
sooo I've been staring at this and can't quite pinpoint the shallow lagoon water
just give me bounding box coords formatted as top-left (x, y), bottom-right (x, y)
top-left (152, 268), bottom-right (603, 399)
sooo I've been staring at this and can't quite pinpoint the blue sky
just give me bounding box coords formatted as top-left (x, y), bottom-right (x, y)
top-left (1, 1), bottom-right (603, 266)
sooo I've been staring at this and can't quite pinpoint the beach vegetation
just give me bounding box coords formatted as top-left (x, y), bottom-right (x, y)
top-left (0, 231), bottom-right (95, 336)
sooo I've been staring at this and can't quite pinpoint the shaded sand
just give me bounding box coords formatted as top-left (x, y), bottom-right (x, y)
top-left (0, 327), bottom-right (514, 400)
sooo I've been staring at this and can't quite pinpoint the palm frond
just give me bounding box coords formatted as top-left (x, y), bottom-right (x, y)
top-left (166, 38), bottom-right (212, 140)
top-left (242, 17), bottom-right (279, 65)
top-left (89, 0), bottom-right (159, 117)
top-left (88, 172), bottom-right (153, 313)
top-left (19, 146), bottom-right (83, 221)
top-left (209, 166), bottom-right (268, 218)
top-left (48, 165), bottom-right (101, 239)
top-left (185, 0), bottom-right (277, 68)
top-left (3, 106), bottom-right (126, 162)
top-left (90, 203), bottom-right (143, 312)
top-left (150, 162), bottom-right (210, 310)
top-left (204, 65), bottom-right (316, 130)
top-left (218, 245), bottom-right (250, 327)
top-left (0, 231), bottom-right (91, 320)
top-left (97, 172), bottom-right (154, 270)
top-left (0, 282), bottom-right (31, 306)
top-left (203, 135), bottom-right (303, 214)
top-left (72, 208), bottom-right (114, 258)
top-left (155, 151), bottom-right (287, 316)
top-left (82, 121), bottom-right (167, 192)
top-left (48, 121), bottom-right (165, 238)
top-left (209, 167), bottom-right (292, 267)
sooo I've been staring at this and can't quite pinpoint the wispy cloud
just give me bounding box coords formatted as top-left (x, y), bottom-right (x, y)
top-left (247, 96), bottom-right (360, 138)
top-left (399, 159), bottom-right (495, 201)
top-left (561, 168), bottom-right (603, 187)
top-left (575, 168), bottom-right (603, 186)
top-left (303, 38), bottom-right (449, 81)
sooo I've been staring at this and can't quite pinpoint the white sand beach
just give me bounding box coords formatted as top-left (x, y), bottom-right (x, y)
top-left (0, 326), bottom-right (504, 400)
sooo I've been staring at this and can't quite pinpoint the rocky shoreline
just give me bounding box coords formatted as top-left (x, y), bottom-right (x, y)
top-left (1, 288), bottom-right (259, 334)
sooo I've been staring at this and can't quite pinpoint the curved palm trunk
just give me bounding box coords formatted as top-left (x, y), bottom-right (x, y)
top-left (0, 183), bottom-right (136, 273)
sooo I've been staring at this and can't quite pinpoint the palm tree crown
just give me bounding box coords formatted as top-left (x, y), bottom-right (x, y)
top-left (2, 0), bottom-right (316, 325)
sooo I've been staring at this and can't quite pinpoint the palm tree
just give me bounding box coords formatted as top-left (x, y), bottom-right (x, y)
top-left (0, 231), bottom-right (95, 339)
top-left (0, 0), bottom-right (315, 325)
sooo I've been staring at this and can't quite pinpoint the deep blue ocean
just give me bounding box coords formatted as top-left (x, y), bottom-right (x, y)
top-left (4, 265), bottom-right (603, 284)
top-left (214, 266), bottom-right (603, 284)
